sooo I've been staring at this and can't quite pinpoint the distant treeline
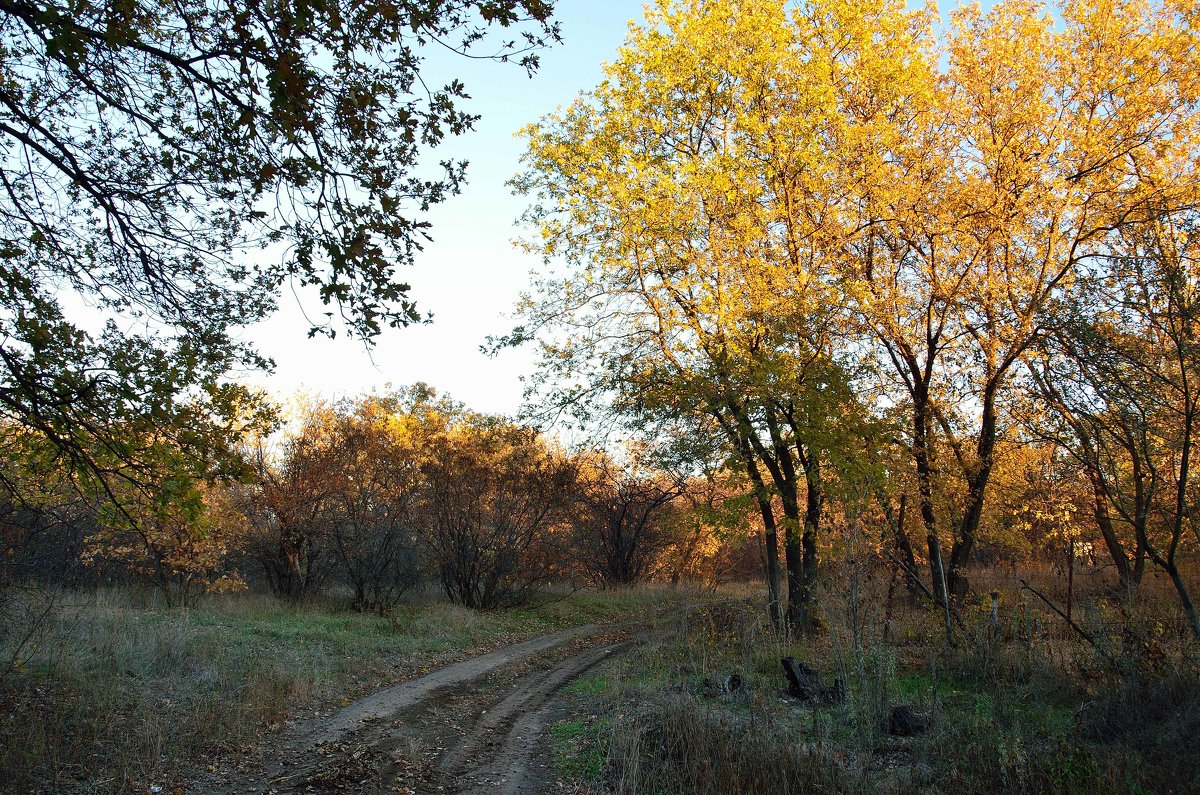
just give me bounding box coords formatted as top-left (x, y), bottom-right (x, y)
top-left (1, 385), bottom-right (761, 611)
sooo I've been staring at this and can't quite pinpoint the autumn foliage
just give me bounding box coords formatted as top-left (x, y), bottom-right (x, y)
top-left (1, 0), bottom-right (1197, 647)
top-left (507, 0), bottom-right (1200, 638)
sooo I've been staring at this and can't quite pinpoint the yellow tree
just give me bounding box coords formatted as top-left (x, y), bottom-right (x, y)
top-left (657, 469), bottom-right (761, 587)
top-left (512, 0), bottom-right (879, 632)
top-left (568, 447), bottom-right (683, 586)
top-left (838, 0), bottom-right (1200, 601)
top-left (85, 477), bottom-right (249, 607)
top-left (245, 386), bottom-right (447, 608)
top-left (291, 393), bottom-right (431, 612)
top-left (322, 396), bottom-right (427, 613)
top-left (1035, 213), bottom-right (1200, 638)
top-left (514, 0), bottom-right (1200, 624)
top-left (419, 416), bottom-right (574, 609)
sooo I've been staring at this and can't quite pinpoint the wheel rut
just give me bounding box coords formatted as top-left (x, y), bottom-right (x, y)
top-left (434, 638), bottom-right (633, 794)
top-left (193, 622), bottom-right (640, 795)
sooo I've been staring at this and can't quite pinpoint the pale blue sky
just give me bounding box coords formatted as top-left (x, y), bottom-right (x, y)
top-left (246, 0), bottom-right (983, 418)
top-left (246, 1), bottom-right (650, 416)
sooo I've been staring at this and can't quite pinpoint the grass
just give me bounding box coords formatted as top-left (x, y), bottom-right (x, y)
top-left (9, 568), bottom-right (1197, 794)
top-left (549, 714), bottom-right (612, 782)
top-left (0, 582), bottom-right (681, 794)
top-left (550, 566), bottom-right (1200, 795)
top-left (562, 673), bottom-right (614, 697)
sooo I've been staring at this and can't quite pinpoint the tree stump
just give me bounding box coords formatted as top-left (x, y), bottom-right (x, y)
top-left (781, 657), bottom-right (844, 703)
top-left (888, 704), bottom-right (927, 736)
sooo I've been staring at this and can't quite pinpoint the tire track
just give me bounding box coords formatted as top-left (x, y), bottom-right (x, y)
top-left (436, 638), bottom-right (633, 794)
top-left (195, 622), bottom-right (616, 794)
top-left (302, 623), bottom-right (603, 747)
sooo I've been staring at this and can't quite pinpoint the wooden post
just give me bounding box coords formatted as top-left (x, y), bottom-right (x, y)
top-left (1066, 538), bottom-right (1075, 626)
top-left (933, 536), bottom-right (953, 645)
top-left (989, 590), bottom-right (1000, 639)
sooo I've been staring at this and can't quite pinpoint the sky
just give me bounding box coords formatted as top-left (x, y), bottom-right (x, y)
top-left (244, 0), bottom-right (990, 418)
top-left (242, 1), bottom-right (652, 417)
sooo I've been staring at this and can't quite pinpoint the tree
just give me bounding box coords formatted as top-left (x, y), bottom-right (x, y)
top-left (838, 0), bottom-right (1200, 603)
top-left (242, 388), bottom-right (437, 607)
top-left (1035, 213), bottom-right (1200, 638)
top-left (0, 0), bottom-right (558, 493)
top-left (0, 424), bottom-right (97, 591)
top-left (1024, 355), bottom-right (1148, 589)
top-left (84, 474), bottom-right (249, 607)
top-left (243, 410), bottom-right (341, 602)
top-left (511, 0), bottom-right (878, 632)
top-left (298, 393), bottom-right (428, 612)
top-left (420, 416), bottom-right (572, 609)
top-left (656, 470), bottom-right (755, 587)
top-left (0, 401), bottom-right (262, 606)
top-left (570, 450), bottom-right (682, 585)
top-left (511, 0), bottom-right (1200, 628)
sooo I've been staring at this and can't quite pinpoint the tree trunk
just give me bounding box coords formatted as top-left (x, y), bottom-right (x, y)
top-left (948, 478), bottom-right (980, 600)
top-left (948, 381), bottom-right (1000, 601)
top-left (882, 494), bottom-right (921, 599)
top-left (911, 388), bottom-right (949, 609)
top-left (1133, 533), bottom-right (1147, 584)
top-left (1086, 467), bottom-right (1134, 590)
top-left (721, 400), bottom-right (812, 634)
top-left (753, 484), bottom-right (783, 629)
top-left (796, 449), bottom-right (822, 632)
top-left (1165, 562), bottom-right (1200, 642)
top-left (778, 481), bottom-right (806, 633)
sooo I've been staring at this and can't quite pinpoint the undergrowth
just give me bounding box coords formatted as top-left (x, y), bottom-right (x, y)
top-left (561, 569), bottom-right (1200, 795)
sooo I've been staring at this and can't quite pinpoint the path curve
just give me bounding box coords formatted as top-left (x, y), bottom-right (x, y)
top-left (195, 621), bottom-right (640, 794)
top-left (302, 623), bottom-right (602, 747)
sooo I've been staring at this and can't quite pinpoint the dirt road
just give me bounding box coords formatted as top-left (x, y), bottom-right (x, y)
top-left (197, 622), bottom-right (637, 794)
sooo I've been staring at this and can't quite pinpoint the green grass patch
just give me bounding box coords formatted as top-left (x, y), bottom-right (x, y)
top-left (562, 674), bottom-right (612, 697)
top-left (588, 597), bottom-right (1198, 794)
top-left (550, 714), bottom-right (611, 783)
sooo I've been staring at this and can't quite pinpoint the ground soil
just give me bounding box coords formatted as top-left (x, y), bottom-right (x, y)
top-left (189, 622), bottom-right (639, 795)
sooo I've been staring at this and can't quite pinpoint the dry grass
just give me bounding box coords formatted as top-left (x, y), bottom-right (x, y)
top-left (575, 563), bottom-right (1200, 795)
top-left (0, 582), bottom-right (676, 794)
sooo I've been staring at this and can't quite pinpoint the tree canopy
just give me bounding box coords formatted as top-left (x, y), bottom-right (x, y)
top-left (0, 0), bottom-right (558, 494)
top-left (510, 0), bottom-right (1200, 633)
